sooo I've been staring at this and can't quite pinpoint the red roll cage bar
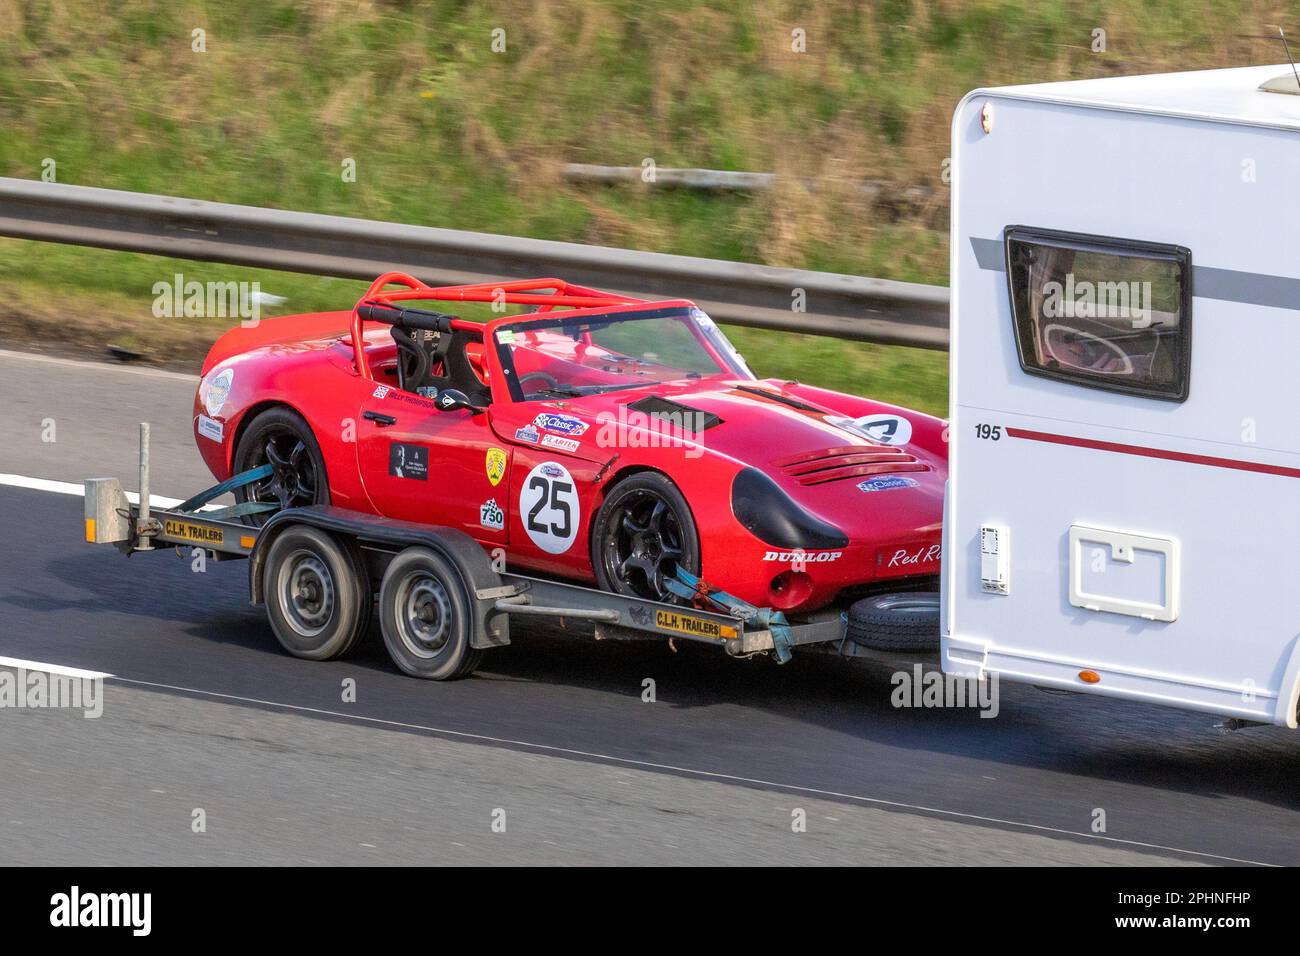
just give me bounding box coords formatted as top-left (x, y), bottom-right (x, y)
top-left (350, 272), bottom-right (645, 381)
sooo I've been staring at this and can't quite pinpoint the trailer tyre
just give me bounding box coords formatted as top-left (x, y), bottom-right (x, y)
top-left (378, 547), bottom-right (483, 680)
top-left (845, 592), bottom-right (940, 652)
top-left (263, 526), bottom-right (372, 661)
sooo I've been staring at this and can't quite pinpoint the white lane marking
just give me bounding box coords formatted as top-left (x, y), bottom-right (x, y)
top-left (0, 473), bottom-right (221, 511)
top-left (0, 348), bottom-right (197, 382)
top-left (0, 656), bottom-right (113, 680)
top-left (111, 675), bottom-right (1272, 867)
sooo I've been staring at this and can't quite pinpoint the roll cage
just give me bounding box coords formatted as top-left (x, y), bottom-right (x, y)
top-left (349, 272), bottom-right (716, 403)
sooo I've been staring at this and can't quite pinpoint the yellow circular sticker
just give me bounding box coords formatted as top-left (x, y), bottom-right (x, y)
top-left (486, 446), bottom-right (508, 486)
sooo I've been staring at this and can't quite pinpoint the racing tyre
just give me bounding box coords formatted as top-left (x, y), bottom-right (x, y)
top-left (233, 407), bottom-right (329, 527)
top-left (845, 592), bottom-right (940, 652)
top-left (378, 547), bottom-right (482, 680)
top-left (591, 472), bottom-right (700, 603)
top-left (263, 526), bottom-right (372, 661)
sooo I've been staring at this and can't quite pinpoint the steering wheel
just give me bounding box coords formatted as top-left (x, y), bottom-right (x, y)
top-left (518, 371), bottom-right (562, 395)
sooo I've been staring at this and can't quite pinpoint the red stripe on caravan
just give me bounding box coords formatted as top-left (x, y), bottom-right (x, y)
top-left (1005, 427), bottom-right (1300, 480)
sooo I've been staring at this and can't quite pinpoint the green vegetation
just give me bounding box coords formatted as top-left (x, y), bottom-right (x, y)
top-left (0, 0), bottom-right (1281, 414)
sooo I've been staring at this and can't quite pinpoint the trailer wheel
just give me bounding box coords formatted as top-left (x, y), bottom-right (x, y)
top-left (378, 547), bottom-right (483, 680)
top-left (263, 526), bottom-right (372, 660)
top-left (845, 592), bottom-right (940, 652)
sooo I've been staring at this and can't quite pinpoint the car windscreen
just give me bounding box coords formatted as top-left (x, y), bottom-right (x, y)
top-left (491, 306), bottom-right (752, 402)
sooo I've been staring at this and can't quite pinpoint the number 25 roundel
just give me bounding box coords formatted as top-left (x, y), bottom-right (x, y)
top-left (520, 462), bottom-right (580, 554)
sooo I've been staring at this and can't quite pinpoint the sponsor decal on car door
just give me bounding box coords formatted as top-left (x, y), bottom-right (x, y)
top-left (357, 385), bottom-right (509, 543)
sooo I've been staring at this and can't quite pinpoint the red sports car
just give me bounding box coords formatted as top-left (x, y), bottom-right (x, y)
top-left (193, 273), bottom-right (946, 614)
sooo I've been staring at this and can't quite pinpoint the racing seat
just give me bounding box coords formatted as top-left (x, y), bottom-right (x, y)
top-left (392, 326), bottom-right (492, 406)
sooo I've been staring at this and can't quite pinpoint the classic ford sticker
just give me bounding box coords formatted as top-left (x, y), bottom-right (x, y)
top-left (533, 413), bottom-right (589, 436)
top-left (857, 475), bottom-right (918, 493)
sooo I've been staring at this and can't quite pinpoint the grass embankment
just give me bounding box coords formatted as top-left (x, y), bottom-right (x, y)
top-left (0, 0), bottom-right (1288, 415)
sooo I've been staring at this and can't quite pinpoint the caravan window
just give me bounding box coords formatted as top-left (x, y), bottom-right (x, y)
top-left (1005, 227), bottom-right (1191, 401)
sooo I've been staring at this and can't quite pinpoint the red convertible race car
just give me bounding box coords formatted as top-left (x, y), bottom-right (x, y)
top-left (194, 273), bottom-right (946, 620)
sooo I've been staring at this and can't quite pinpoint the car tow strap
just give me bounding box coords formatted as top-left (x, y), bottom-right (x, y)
top-left (666, 568), bottom-right (795, 663)
top-left (175, 464), bottom-right (278, 520)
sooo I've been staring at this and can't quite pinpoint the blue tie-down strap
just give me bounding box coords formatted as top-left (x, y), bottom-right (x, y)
top-left (667, 568), bottom-right (795, 663)
top-left (176, 464), bottom-right (274, 514)
top-left (200, 500), bottom-right (280, 522)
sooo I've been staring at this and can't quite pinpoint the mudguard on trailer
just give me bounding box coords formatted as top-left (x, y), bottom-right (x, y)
top-left (248, 506), bottom-right (510, 649)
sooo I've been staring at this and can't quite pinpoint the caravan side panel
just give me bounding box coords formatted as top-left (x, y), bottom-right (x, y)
top-left (946, 92), bottom-right (1300, 725)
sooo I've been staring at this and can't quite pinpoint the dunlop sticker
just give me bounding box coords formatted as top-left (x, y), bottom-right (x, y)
top-left (164, 519), bottom-right (224, 546)
top-left (654, 609), bottom-right (737, 641)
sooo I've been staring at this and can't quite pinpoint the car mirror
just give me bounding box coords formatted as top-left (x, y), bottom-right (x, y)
top-left (434, 388), bottom-right (485, 414)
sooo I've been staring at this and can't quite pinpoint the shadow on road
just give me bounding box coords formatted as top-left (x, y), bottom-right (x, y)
top-left (17, 538), bottom-right (1300, 837)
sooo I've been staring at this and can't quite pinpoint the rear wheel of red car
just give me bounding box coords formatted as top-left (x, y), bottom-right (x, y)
top-left (233, 407), bottom-right (329, 526)
top-left (591, 472), bottom-right (700, 604)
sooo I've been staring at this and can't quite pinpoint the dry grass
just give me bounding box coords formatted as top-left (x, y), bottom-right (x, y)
top-left (0, 0), bottom-right (1296, 408)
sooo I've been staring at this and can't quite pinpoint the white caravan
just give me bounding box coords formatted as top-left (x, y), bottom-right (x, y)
top-left (945, 64), bottom-right (1300, 727)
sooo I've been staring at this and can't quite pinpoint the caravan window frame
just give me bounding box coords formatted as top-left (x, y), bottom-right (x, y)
top-left (1003, 226), bottom-right (1193, 403)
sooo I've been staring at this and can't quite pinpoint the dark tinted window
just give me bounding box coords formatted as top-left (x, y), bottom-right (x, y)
top-left (1006, 227), bottom-right (1191, 401)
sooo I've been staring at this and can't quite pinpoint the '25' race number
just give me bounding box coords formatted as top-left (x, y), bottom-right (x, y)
top-left (520, 462), bottom-right (581, 554)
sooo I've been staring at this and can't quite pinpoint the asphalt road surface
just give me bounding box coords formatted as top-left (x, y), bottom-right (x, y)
top-left (0, 348), bottom-right (1294, 866)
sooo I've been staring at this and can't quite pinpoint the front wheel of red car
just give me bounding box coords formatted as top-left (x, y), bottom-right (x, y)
top-left (591, 472), bottom-right (700, 604)
top-left (232, 407), bottom-right (330, 526)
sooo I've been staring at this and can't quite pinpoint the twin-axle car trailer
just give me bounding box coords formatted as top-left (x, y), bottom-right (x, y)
top-left (84, 425), bottom-right (924, 679)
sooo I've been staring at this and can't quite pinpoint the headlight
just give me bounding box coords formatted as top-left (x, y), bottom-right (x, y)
top-left (730, 468), bottom-right (848, 550)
